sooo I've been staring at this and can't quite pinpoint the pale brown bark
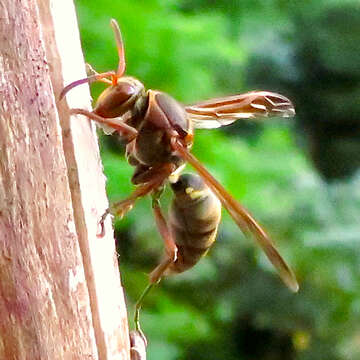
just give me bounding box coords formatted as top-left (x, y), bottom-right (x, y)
top-left (0, 1), bottom-right (130, 359)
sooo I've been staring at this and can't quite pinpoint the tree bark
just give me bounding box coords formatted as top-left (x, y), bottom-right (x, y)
top-left (0, 0), bottom-right (130, 359)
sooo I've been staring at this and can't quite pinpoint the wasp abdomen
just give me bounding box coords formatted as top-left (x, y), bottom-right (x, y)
top-left (166, 173), bottom-right (221, 274)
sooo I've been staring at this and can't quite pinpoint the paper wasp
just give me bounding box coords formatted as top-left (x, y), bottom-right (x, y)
top-left (60, 18), bottom-right (298, 332)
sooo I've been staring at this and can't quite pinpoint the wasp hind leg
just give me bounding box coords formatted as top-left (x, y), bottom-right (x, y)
top-left (134, 190), bottom-right (178, 333)
top-left (149, 190), bottom-right (178, 283)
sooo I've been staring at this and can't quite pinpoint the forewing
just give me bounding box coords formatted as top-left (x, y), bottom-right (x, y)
top-left (172, 140), bottom-right (299, 292)
top-left (185, 91), bottom-right (295, 129)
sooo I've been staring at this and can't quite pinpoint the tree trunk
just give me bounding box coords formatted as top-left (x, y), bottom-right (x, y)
top-left (0, 0), bottom-right (130, 359)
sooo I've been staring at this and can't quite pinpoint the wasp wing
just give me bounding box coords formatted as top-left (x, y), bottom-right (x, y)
top-left (172, 139), bottom-right (299, 292)
top-left (185, 91), bottom-right (295, 129)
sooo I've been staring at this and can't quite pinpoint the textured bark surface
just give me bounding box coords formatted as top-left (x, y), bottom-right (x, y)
top-left (0, 0), bottom-right (130, 359)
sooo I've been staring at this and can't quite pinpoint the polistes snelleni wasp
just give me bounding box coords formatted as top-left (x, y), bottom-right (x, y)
top-left (60, 18), bottom-right (298, 333)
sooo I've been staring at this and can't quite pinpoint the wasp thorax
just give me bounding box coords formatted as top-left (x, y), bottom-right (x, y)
top-left (94, 77), bottom-right (145, 118)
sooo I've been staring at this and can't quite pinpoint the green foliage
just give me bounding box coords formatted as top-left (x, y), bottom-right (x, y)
top-left (75, 0), bottom-right (360, 359)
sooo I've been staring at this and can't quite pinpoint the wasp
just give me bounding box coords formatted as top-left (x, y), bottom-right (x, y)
top-left (132, 172), bottom-right (222, 333)
top-left (60, 18), bottom-right (298, 331)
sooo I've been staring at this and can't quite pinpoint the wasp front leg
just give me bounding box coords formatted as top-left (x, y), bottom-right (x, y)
top-left (85, 63), bottom-right (113, 85)
top-left (69, 108), bottom-right (138, 142)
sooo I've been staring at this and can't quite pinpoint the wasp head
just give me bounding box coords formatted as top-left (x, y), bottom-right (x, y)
top-left (93, 77), bottom-right (145, 118)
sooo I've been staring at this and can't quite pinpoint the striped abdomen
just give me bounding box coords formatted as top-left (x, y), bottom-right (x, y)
top-left (165, 174), bottom-right (222, 275)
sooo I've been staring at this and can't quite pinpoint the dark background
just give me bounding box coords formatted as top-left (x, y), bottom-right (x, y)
top-left (75, 1), bottom-right (360, 359)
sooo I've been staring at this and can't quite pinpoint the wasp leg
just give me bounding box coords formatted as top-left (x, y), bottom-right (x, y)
top-left (98, 163), bottom-right (176, 237)
top-left (69, 108), bottom-right (138, 143)
top-left (134, 283), bottom-right (155, 335)
top-left (133, 189), bottom-right (179, 333)
top-left (148, 192), bottom-right (178, 283)
top-left (97, 180), bottom-right (161, 237)
top-left (130, 329), bottom-right (147, 360)
top-left (85, 63), bottom-right (113, 85)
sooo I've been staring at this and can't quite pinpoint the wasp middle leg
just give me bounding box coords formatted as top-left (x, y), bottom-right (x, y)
top-left (98, 163), bottom-right (177, 237)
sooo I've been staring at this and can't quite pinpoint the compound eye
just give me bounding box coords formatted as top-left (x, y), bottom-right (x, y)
top-left (115, 81), bottom-right (138, 103)
top-left (94, 77), bottom-right (144, 118)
